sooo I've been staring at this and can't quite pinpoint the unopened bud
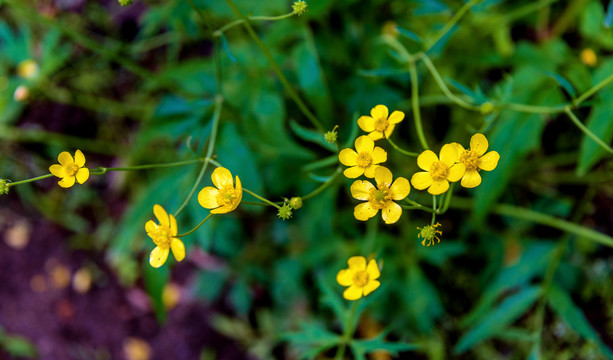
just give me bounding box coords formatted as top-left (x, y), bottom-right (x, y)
top-left (289, 197), bottom-right (303, 209)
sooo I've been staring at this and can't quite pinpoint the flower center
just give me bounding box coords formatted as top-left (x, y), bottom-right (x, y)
top-left (153, 226), bottom-right (171, 248)
top-left (460, 150), bottom-right (480, 171)
top-left (374, 117), bottom-right (389, 132)
top-left (430, 161), bottom-right (449, 181)
top-left (352, 270), bottom-right (369, 287)
top-left (217, 185), bottom-right (237, 206)
top-left (356, 152), bottom-right (372, 168)
top-left (65, 163), bottom-right (80, 176)
top-left (368, 185), bottom-right (391, 209)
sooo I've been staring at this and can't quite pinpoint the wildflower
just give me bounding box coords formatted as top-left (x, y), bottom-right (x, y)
top-left (13, 85), bottom-right (29, 102)
top-left (336, 256), bottom-right (380, 300)
top-left (410, 144), bottom-right (464, 195)
top-left (350, 167), bottom-right (410, 224)
top-left (198, 167), bottom-right (242, 214)
top-left (0, 179), bottom-right (9, 195)
top-left (580, 48), bottom-right (597, 67)
top-left (278, 203), bottom-right (293, 220)
top-left (292, 1), bottom-right (307, 15)
top-left (417, 223), bottom-right (442, 246)
top-left (146, 205), bottom-right (185, 268)
top-left (289, 197), bottom-right (303, 209)
top-left (324, 125), bottom-right (338, 144)
top-left (17, 59), bottom-right (39, 79)
top-left (454, 133), bottom-right (500, 188)
top-left (339, 135), bottom-right (387, 178)
top-left (49, 150), bottom-right (90, 188)
top-left (357, 105), bottom-right (404, 140)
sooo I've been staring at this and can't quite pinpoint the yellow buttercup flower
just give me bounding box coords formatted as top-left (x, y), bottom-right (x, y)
top-left (146, 205), bottom-right (185, 268)
top-left (350, 167), bottom-right (410, 224)
top-left (339, 135), bottom-right (387, 178)
top-left (17, 59), bottom-right (39, 79)
top-left (198, 167), bottom-right (242, 214)
top-left (49, 150), bottom-right (90, 188)
top-left (410, 144), bottom-right (465, 195)
top-left (357, 105), bottom-right (404, 140)
top-left (580, 48), bottom-right (597, 67)
top-left (336, 256), bottom-right (380, 300)
top-left (454, 133), bottom-right (500, 188)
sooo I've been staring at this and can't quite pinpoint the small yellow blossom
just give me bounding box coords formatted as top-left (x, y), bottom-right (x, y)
top-left (454, 133), bottom-right (500, 188)
top-left (17, 59), bottom-right (39, 79)
top-left (357, 105), bottom-right (404, 140)
top-left (198, 167), bottom-right (242, 214)
top-left (410, 144), bottom-right (465, 195)
top-left (49, 150), bottom-right (90, 188)
top-left (146, 205), bottom-right (185, 268)
top-left (339, 135), bottom-right (387, 178)
top-left (292, 1), bottom-right (307, 15)
top-left (350, 167), bottom-right (410, 224)
top-left (336, 256), bottom-right (380, 300)
top-left (418, 223), bottom-right (442, 247)
top-left (580, 48), bottom-right (597, 67)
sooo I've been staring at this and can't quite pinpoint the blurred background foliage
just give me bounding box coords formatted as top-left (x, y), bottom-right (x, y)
top-left (1, 0), bottom-right (613, 359)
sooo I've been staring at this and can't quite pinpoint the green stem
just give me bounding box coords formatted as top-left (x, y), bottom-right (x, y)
top-left (6, 174), bottom-right (54, 187)
top-left (573, 72), bottom-right (613, 107)
top-left (549, 0), bottom-right (590, 38)
top-left (214, 12), bottom-right (295, 36)
top-left (565, 107), bottom-right (613, 154)
top-left (243, 188), bottom-right (282, 209)
top-left (301, 155), bottom-right (338, 172)
top-left (241, 201), bottom-right (277, 207)
top-left (431, 195), bottom-right (437, 225)
top-left (185, 0), bottom-right (213, 34)
top-left (403, 199), bottom-right (437, 214)
top-left (409, 61), bottom-right (430, 150)
top-left (440, 183), bottom-right (454, 214)
top-left (424, 0), bottom-right (482, 52)
top-left (224, 0), bottom-right (324, 131)
top-left (177, 213), bottom-right (213, 237)
top-left (89, 158), bottom-right (204, 175)
top-left (385, 137), bottom-right (418, 157)
top-left (302, 168), bottom-right (342, 201)
top-left (335, 301), bottom-right (360, 360)
top-left (450, 198), bottom-right (613, 248)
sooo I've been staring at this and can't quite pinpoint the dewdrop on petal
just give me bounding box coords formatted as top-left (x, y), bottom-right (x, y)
top-left (417, 223), bottom-right (442, 247)
top-left (292, 1), bottom-right (308, 15)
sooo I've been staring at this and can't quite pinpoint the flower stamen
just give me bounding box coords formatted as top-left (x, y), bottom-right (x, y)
top-left (430, 161), bottom-right (449, 181)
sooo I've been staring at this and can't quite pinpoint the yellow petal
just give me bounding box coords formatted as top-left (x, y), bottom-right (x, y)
top-left (58, 176), bottom-right (75, 188)
top-left (149, 246), bottom-right (169, 268)
top-left (355, 135), bottom-right (374, 153)
top-left (428, 180), bottom-right (449, 195)
top-left (417, 150), bottom-right (438, 171)
top-left (374, 166), bottom-right (392, 187)
top-left (381, 202), bottom-right (402, 224)
top-left (411, 172), bottom-right (433, 190)
top-left (344, 166), bottom-right (365, 179)
top-left (336, 269), bottom-right (354, 286)
top-left (479, 151), bottom-right (500, 171)
top-left (145, 220), bottom-right (157, 238)
top-left (343, 285), bottom-right (363, 300)
top-left (75, 168), bottom-right (89, 184)
top-left (211, 205), bottom-right (232, 214)
top-left (390, 177), bottom-right (410, 200)
top-left (439, 143), bottom-right (459, 167)
top-left (368, 131), bottom-right (384, 141)
top-left (170, 238), bottom-right (185, 262)
top-left (338, 148), bottom-right (358, 166)
top-left (211, 167), bottom-right (233, 189)
top-left (366, 259), bottom-right (380, 280)
top-left (74, 150), bottom-right (86, 167)
top-left (49, 164), bottom-right (66, 178)
top-left (357, 116), bottom-right (375, 132)
top-left (362, 280), bottom-right (380, 296)
top-left (371, 147), bottom-right (387, 164)
top-left (363, 165), bottom-right (378, 178)
top-left (470, 133), bottom-right (489, 156)
top-left (153, 204), bottom-right (170, 227)
top-left (350, 180), bottom-right (375, 200)
top-left (355, 202), bottom-right (378, 221)
top-left (370, 104), bottom-right (389, 120)
top-left (57, 151), bottom-right (73, 167)
top-left (348, 256), bottom-right (367, 270)
top-left (233, 176), bottom-right (243, 209)
top-left (388, 110), bottom-right (404, 124)
top-left (169, 214), bottom-right (178, 236)
top-left (452, 142), bottom-right (465, 154)
top-left (461, 170), bottom-right (482, 188)
top-left (383, 124), bottom-right (395, 139)
top-left (198, 187), bottom-right (220, 209)
top-left (447, 163), bottom-right (465, 182)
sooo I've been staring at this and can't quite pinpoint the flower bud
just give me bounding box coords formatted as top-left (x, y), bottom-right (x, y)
top-left (480, 102), bottom-right (494, 115)
top-left (289, 197), bottom-right (303, 209)
top-left (0, 179), bottom-right (9, 195)
top-left (292, 1), bottom-right (307, 15)
top-left (277, 203), bottom-right (293, 220)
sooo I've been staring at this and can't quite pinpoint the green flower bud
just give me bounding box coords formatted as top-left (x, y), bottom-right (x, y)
top-left (0, 179), bottom-right (9, 195)
top-left (292, 1), bottom-right (308, 15)
top-left (277, 203), bottom-right (293, 220)
top-left (417, 223), bottom-right (442, 247)
top-left (324, 125), bottom-right (339, 144)
top-left (289, 197), bottom-right (303, 209)
top-left (480, 102), bottom-right (494, 115)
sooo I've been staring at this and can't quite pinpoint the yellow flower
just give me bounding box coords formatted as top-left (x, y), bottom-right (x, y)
top-left (336, 256), bottom-right (380, 300)
top-left (357, 105), bottom-right (404, 140)
top-left (410, 144), bottom-right (465, 195)
top-left (198, 167), bottom-right (242, 214)
top-left (146, 205), bottom-right (185, 268)
top-left (454, 133), bottom-right (500, 188)
top-left (339, 135), bottom-right (387, 178)
top-left (49, 150), bottom-right (90, 188)
top-left (350, 167), bottom-right (410, 224)
top-left (17, 59), bottom-right (39, 79)
top-left (580, 48), bottom-right (597, 67)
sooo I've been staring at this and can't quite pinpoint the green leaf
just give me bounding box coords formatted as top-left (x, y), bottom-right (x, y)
top-left (454, 286), bottom-right (542, 354)
top-left (351, 332), bottom-right (418, 358)
top-left (290, 119), bottom-right (335, 151)
top-left (0, 329), bottom-right (37, 358)
top-left (193, 270), bottom-right (228, 302)
top-left (229, 279), bottom-right (252, 316)
top-left (317, 274), bottom-right (346, 323)
top-left (216, 122), bottom-right (264, 194)
top-left (606, 0), bottom-right (613, 27)
top-left (283, 321), bottom-right (340, 360)
top-left (547, 285), bottom-right (613, 359)
top-left (395, 26), bottom-right (423, 42)
top-left (143, 260), bottom-right (169, 324)
top-left (580, 1), bottom-right (605, 38)
top-left (402, 264), bottom-right (444, 333)
top-left (543, 71), bottom-right (576, 98)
